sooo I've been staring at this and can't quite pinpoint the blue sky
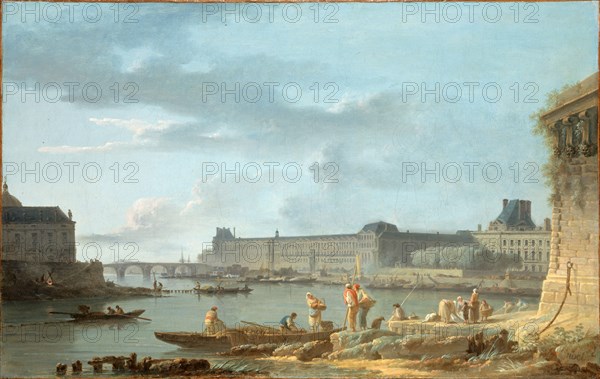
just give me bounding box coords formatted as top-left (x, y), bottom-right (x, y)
top-left (3, 2), bottom-right (598, 262)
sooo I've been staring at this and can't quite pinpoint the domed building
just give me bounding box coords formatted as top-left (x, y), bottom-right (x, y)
top-left (2, 180), bottom-right (76, 262)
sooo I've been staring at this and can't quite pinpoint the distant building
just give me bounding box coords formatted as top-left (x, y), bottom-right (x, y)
top-left (471, 199), bottom-right (551, 276)
top-left (205, 221), bottom-right (468, 273)
top-left (2, 181), bottom-right (76, 262)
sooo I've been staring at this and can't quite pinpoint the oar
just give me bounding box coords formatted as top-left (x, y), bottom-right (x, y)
top-left (119, 314), bottom-right (152, 321)
top-left (48, 311), bottom-right (77, 316)
top-left (240, 320), bottom-right (272, 330)
top-left (401, 282), bottom-right (419, 307)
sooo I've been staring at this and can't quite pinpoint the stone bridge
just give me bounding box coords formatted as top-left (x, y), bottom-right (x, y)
top-left (103, 262), bottom-right (210, 280)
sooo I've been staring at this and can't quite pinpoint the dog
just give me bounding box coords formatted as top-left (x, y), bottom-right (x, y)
top-left (370, 316), bottom-right (385, 330)
top-left (319, 320), bottom-right (334, 331)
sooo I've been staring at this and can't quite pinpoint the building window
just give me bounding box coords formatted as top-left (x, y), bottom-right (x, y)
top-left (524, 240), bottom-right (528, 246)
top-left (524, 252), bottom-right (528, 260)
top-left (503, 240), bottom-right (507, 246)
top-left (517, 240), bottom-right (521, 246)
top-left (546, 240), bottom-right (549, 247)
top-left (538, 252), bottom-right (542, 261)
top-left (62, 232), bottom-right (68, 244)
top-left (15, 233), bottom-right (21, 246)
top-left (510, 240), bottom-right (514, 246)
top-left (32, 233), bottom-right (38, 248)
top-left (547, 252), bottom-right (550, 261)
top-left (539, 265), bottom-right (543, 272)
top-left (532, 266), bottom-right (536, 272)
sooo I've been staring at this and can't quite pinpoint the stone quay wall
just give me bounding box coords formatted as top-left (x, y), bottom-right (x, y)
top-left (538, 155), bottom-right (599, 325)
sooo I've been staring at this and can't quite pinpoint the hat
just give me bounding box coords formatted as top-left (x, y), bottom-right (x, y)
top-left (211, 306), bottom-right (218, 311)
top-left (393, 303), bottom-right (400, 307)
top-left (473, 288), bottom-right (478, 293)
top-left (306, 292), bottom-right (313, 297)
top-left (345, 283), bottom-right (352, 289)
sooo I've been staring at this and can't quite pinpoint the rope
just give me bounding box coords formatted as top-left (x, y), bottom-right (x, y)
top-left (539, 261), bottom-right (573, 335)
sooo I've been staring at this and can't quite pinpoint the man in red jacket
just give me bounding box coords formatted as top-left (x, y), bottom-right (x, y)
top-left (343, 283), bottom-right (359, 332)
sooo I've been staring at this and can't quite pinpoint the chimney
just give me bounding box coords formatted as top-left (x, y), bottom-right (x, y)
top-left (477, 224), bottom-right (482, 232)
top-left (544, 217), bottom-right (551, 231)
top-left (233, 227), bottom-right (236, 238)
top-left (527, 201), bottom-right (532, 219)
top-left (519, 200), bottom-right (526, 220)
top-left (503, 199), bottom-right (508, 208)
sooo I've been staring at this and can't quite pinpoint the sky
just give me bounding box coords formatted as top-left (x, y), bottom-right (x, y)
top-left (2, 2), bottom-right (598, 263)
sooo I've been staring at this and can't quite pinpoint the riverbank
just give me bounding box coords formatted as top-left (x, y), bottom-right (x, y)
top-left (1, 260), bottom-right (155, 301)
top-left (254, 310), bottom-right (599, 377)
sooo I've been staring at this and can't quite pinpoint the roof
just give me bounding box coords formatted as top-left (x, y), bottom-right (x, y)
top-left (360, 221), bottom-right (399, 235)
top-left (541, 72), bottom-right (598, 125)
top-left (2, 182), bottom-right (23, 207)
top-left (3, 206), bottom-right (74, 224)
top-left (494, 200), bottom-right (535, 229)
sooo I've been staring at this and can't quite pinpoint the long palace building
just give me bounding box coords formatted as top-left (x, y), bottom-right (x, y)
top-left (204, 199), bottom-right (551, 275)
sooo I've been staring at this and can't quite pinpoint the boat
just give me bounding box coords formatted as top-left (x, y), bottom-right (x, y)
top-left (193, 286), bottom-right (253, 294)
top-left (154, 331), bottom-right (231, 349)
top-left (49, 309), bottom-right (146, 321)
top-left (285, 276), bottom-right (318, 284)
top-left (225, 327), bottom-right (343, 347)
top-left (154, 327), bottom-right (343, 349)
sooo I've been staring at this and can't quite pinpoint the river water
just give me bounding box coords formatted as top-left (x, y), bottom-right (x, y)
top-left (1, 275), bottom-right (540, 377)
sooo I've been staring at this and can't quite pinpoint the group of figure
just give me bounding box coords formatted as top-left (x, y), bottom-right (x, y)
top-left (153, 280), bottom-right (164, 292)
top-left (106, 305), bottom-right (126, 315)
top-left (438, 288), bottom-right (493, 324)
top-left (343, 283), bottom-right (377, 332)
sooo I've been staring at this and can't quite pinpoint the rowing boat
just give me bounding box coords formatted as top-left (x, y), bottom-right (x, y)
top-left (154, 326), bottom-right (342, 349)
top-left (49, 309), bottom-right (146, 321)
top-left (154, 331), bottom-right (231, 349)
top-left (193, 287), bottom-right (253, 294)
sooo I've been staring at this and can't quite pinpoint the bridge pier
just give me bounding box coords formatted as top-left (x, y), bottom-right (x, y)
top-left (167, 266), bottom-right (176, 277)
top-left (117, 267), bottom-right (126, 280)
top-left (142, 266), bottom-right (152, 281)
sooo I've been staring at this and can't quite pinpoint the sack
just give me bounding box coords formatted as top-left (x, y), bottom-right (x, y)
top-left (359, 297), bottom-right (376, 309)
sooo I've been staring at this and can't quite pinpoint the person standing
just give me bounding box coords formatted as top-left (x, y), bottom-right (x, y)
top-left (343, 283), bottom-right (359, 332)
top-left (355, 284), bottom-right (375, 331)
top-left (469, 288), bottom-right (480, 323)
top-left (204, 306), bottom-right (225, 334)
top-left (306, 292), bottom-right (323, 332)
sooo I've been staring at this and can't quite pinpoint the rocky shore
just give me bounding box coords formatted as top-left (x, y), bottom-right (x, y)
top-left (220, 311), bottom-right (599, 377)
